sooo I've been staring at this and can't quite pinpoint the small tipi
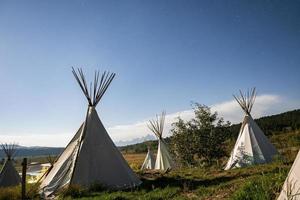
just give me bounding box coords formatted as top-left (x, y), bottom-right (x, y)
top-left (225, 88), bottom-right (278, 170)
top-left (141, 146), bottom-right (155, 170)
top-left (40, 68), bottom-right (141, 197)
top-left (0, 143), bottom-right (21, 187)
top-left (278, 150), bottom-right (300, 200)
top-left (148, 111), bottom-right (174, 171)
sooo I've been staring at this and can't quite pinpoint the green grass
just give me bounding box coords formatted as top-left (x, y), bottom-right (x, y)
top-left (0, 183), bottom-right (40, 200)
top-left (55, 160), bottom-right (291, 200)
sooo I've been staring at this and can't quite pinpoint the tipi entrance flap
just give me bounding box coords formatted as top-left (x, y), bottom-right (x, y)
top-left (243, 122), bottom-right (254, 158)
top-left (155, 140), bottom-right (173, 170)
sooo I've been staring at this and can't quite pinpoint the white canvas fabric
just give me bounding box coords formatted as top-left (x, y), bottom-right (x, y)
top-left (40, 125), bottom-right (83, 196)
top-left (40, 107), bottom-right (141, 197)
top-left (278, 150), bottom-right (300, 200)
top-left (0, 159), bottom-right (21, 187)
top-left (141, 148), bottom-right (155, 170)
top-left (155, 140), bottom-right (174, 171)
top-left (148, 111), bottom-right (174, 172)
top-left (225, 115), bottom-right (278, 170)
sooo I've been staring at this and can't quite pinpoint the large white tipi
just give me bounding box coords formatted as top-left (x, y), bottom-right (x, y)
top-left (225, 88), bottom-right (278, 170)
top-left (40, 68), bottom-right (141, 197)
top-left (148, 111), bottom-right (174, 172)
top-left (278, 150), bottom-right (300, 200)
top-left (0, 143), bottom-right (21, 187)
top-left (141, 146), bottom-right (155, 170)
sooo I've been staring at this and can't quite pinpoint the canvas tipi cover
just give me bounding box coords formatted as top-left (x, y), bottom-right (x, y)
top-left (278, 150), bottom-right (300, 200)
top-left (40, 69), bottom-right (141, 197)
top-left (155, 140), bottom-right (173, 170)
top-left (148, 111), bottom-right (174, 171)
top-left (0, 144), bottom-right (21, 187)
top-left (141, 147), bottom-right (155, 170)
top-left (225, 88), bottom-right (278, 170)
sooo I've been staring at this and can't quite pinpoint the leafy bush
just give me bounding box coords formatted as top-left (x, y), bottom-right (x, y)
top-left (170, 103), bottom-right (231, 166)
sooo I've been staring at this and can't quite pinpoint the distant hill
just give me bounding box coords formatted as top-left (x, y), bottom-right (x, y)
top-left (115, 134), bottom-right (155, 146)
top-left (119, 137), bottom-right (171, 154)
top-left (0, 146), bottom-right (64, 159)
top-left (120, 109), bottom-right (300, 153)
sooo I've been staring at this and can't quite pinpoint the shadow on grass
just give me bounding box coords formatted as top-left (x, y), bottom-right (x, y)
top-left (137, 165), bottom-right (282, 192)
top-left (138, 175), bottom-right (234, 191)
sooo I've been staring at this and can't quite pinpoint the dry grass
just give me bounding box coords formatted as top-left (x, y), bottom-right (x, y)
top-left (122, 153), bottom-right (146, 171)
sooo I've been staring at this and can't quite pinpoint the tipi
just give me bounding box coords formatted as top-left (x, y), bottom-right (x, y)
top-left (224, 88), bottom-right (278, 170)
top-left (278, 150), bottom-right (300, 200)
top-left (148, 111), bottom-right (174, 171)
top-left (141, 146), bottom-right (155, 170)
top-left (40, 68), bottom-right (141, 197)
top-left (0, 143), bottom-right (21, 187)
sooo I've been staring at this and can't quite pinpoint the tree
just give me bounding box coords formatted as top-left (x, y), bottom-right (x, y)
top-left (170, 118), bottom-right (196, 165)
top-left (170, 103), bottom-right (231, 166)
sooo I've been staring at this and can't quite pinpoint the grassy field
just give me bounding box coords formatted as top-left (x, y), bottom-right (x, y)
top-left (0, 160), bottom-right (292, 200)
top-left (57, 156), bottom-right (292, 200)
top-left (0, 130), bottom-right (299, 200)
top-left (52, 130), bottom-right (300, 199)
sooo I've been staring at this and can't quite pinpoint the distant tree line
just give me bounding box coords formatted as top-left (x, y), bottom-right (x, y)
top-left (119, 140), bottom-right (157, 154)
top-left (228, 109), bottom-right (300, 138)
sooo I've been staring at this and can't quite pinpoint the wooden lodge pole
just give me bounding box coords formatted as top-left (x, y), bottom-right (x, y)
top-left (21, 158), bottom-right (27, 200)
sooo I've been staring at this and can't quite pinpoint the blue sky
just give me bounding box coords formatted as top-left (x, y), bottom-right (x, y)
top-left (0, 0), bottom-right (299, 146)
